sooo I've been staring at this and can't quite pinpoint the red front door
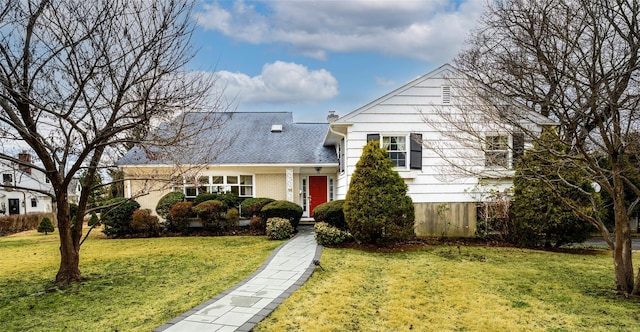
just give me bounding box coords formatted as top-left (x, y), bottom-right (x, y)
top-left (309, 176), bottom-right (328, 216)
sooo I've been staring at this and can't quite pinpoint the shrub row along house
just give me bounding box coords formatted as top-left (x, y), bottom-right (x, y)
top-left (118, 64), bottom-right (554, 237)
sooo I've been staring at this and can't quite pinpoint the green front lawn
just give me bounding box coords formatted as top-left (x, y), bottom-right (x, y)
top-left (0, 229), bottom-right (283, 331)
top-left (255, 246), bottom-right (640, 332)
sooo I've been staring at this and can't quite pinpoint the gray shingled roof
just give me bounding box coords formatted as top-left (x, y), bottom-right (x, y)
top-left (117, 112), bottom-right (338, 166)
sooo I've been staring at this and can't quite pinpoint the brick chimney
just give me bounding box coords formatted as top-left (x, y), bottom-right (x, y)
top-left (18, 152), bottom-right (32, 175)
top-left (327, 111), bottom-right (339, 123)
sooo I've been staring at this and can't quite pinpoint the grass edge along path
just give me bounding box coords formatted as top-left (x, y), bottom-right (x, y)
top-left (255, 245), bottom-right (640, 332)
top-left (0, 229), bottom-right (283, 331)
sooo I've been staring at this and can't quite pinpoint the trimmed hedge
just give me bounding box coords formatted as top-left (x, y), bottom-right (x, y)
top-left (314, 222), bottom-right (352, 246)
top-left (156, 191), bottom-right (185, 219)
top-left (261, 200), bottom-right (303, 230)
top-left (192, 200), bottom-right (227, 231)
top-left (0, 212), bottom-right (54, 235)
top-left (194, 192), bottom-right (241, 209)
top-left (131, 209), bottom-right (160, 236)
top-left (240, 197), bottom-right (275, 218)
top-left (312, 200), bottom-right (346, 230)
top-left (101, 198), bottom-right (141, 237)
top-left (266, 217), bottom-right (293, 240)
top-left (167, 202), bottom-right (194, 232)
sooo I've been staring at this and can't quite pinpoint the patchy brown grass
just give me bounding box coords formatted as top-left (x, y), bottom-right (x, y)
top-left (256, 244), bottom-right (639, 331)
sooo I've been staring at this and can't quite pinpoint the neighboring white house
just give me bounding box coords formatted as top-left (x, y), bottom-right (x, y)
top-left (0, 152), bottom-right (54, 215)
top-left (119, 64), bottom-right (553, 237)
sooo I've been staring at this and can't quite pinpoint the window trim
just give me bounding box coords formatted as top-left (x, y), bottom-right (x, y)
top-left (485, 134), bottom-right (510, 168)
top-left (367, 133), bottom-right (422, 170)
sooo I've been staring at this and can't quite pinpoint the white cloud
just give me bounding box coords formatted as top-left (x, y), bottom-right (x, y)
top-left (216, 61), bottom-right (338, 104)
top-left (375, 76), bottom-right (396, 87)
top-left (194, 0), bottom-right (484, 62)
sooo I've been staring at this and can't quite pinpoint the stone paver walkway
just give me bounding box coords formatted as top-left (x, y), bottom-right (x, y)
top-left (154, 225), bottom-right (321, 332)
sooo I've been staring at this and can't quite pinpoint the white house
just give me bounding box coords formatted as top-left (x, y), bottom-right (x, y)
top-left (119, 64), bottom-right (553, 237)
top-left (0, 152), bottom-right (54, 215)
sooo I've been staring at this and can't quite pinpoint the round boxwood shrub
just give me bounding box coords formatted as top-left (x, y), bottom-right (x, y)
top-left (266, 217), bottom-right (293, 240)
top-left (167, 201), bottom-right (194, 232)
top-left (240, 197), bottom-right (275, 218)
top-left (314, 222), bottom-right (352, 246)
top-left (261, 200), bottom-right (303, 230)
top-left (101, 198), bottom-right (141, 237)
top-left (156, 191), bottom-right (185, 219)
top-left (37, 217), bottom-right (55, 235)
top-left (312, 200), bottom-right (346, 230)
top-left (193, 200), bottom-right (225, 231)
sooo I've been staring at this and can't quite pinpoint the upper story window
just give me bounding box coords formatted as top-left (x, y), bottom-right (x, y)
top-left (2, 173), bottom-right (12, 184)
top-left (367, 133), bottom-right (422, 170)
top-left (442, 86), bottom-right (451, 104)
top-left (31, 198), bottom-right (37, 207)
top-left (485, 135), bottom-right (509, 168)
top-left (383, 136), bottom-right (407, 167)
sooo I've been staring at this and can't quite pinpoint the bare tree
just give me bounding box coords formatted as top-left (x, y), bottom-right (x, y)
top-left (0, 0), bottom-right (227, 285)
top-left (450, 0), bottom-right (640, 295)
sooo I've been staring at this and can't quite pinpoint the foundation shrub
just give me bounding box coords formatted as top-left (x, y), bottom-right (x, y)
top-left (37, 217), bottom-right (55, 235)
top-left (240, 197), bottom-right (275, 218)
top-left (344, 140), bottom-right (415, 244)
top-left (193, 200), bottom-right (226, 231)
top-left (167, 201), bottom-right (194, 232)
top-left (266, 217), bottom-right (293, 240)
top-left (131, 209), bottom-right (160, 236)
top-left (101, 198), bottom-right (140, 237)
top-left (194, 192), bottom-right (241, 210)
top-left (155, 191), bottom-right (185, 219)
top-left (312, 200), bottom-right (346, 230)
top-left (261, 200), bottom-right (303, 230)
top-left (314, 222), bottom-right (352, 246)
top-left (226, 207), bottom-right (240, 228)
top-left (249, 216), bottom-right (266, 233)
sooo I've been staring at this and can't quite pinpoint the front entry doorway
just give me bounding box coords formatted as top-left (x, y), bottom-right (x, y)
top-left (8, 198), bottom-right (19, 215)
top-left (308, 176), bottom-right (327, 217)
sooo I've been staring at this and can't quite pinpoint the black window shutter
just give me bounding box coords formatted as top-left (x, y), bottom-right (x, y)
top-left (367, 134), bottom-right (380, 143)
top-left (512, 132), bottom-right (525, 168)
top-left (410, 133), bottom-right (422, 170)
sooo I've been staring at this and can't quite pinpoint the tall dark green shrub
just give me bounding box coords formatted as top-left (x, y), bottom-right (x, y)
top-left (313, 200), bottom-right (347, 230)
top-left (101, 198), bottom-right (140, 237)
top-left (155, 191), bottom-right (185, 219)
top-left (344, 140), bottom-right (415, 244)
top-left (37, 217), bottom-right (55, 235)
top-left (260, 200), bottom-right (303, 230)
top-left (240, 197), bottom-right (275, 218)
top-left (510, 129), bottom-right (596, 248)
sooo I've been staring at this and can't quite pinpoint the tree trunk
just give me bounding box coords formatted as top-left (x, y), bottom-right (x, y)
top-left (612, 171), bottom-right (635, 295)
top-left (54, 194), bottom-right (82, 286)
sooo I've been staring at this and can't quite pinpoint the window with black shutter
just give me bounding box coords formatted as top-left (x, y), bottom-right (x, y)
top-left (512, 132), bottom-right (525, 168)
top-left (410, 133), bottom-right (422, 170)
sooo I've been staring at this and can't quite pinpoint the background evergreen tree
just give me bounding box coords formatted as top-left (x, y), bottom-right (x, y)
top-left (38, 218), bottom-right (55, 235)
top-left (344, 140), bottom-right (415, 244)
top-left (511, 129), bottom-right (596, 248)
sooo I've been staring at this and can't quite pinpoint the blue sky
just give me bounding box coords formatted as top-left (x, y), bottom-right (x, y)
top-left (188, 0), bottom-right (484, 122)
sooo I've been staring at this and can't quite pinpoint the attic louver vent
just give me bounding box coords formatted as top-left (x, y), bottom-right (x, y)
top-left (442, 86), bottom-right (451, 104)
top-left (271, 124), bottom-right (283, 133)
